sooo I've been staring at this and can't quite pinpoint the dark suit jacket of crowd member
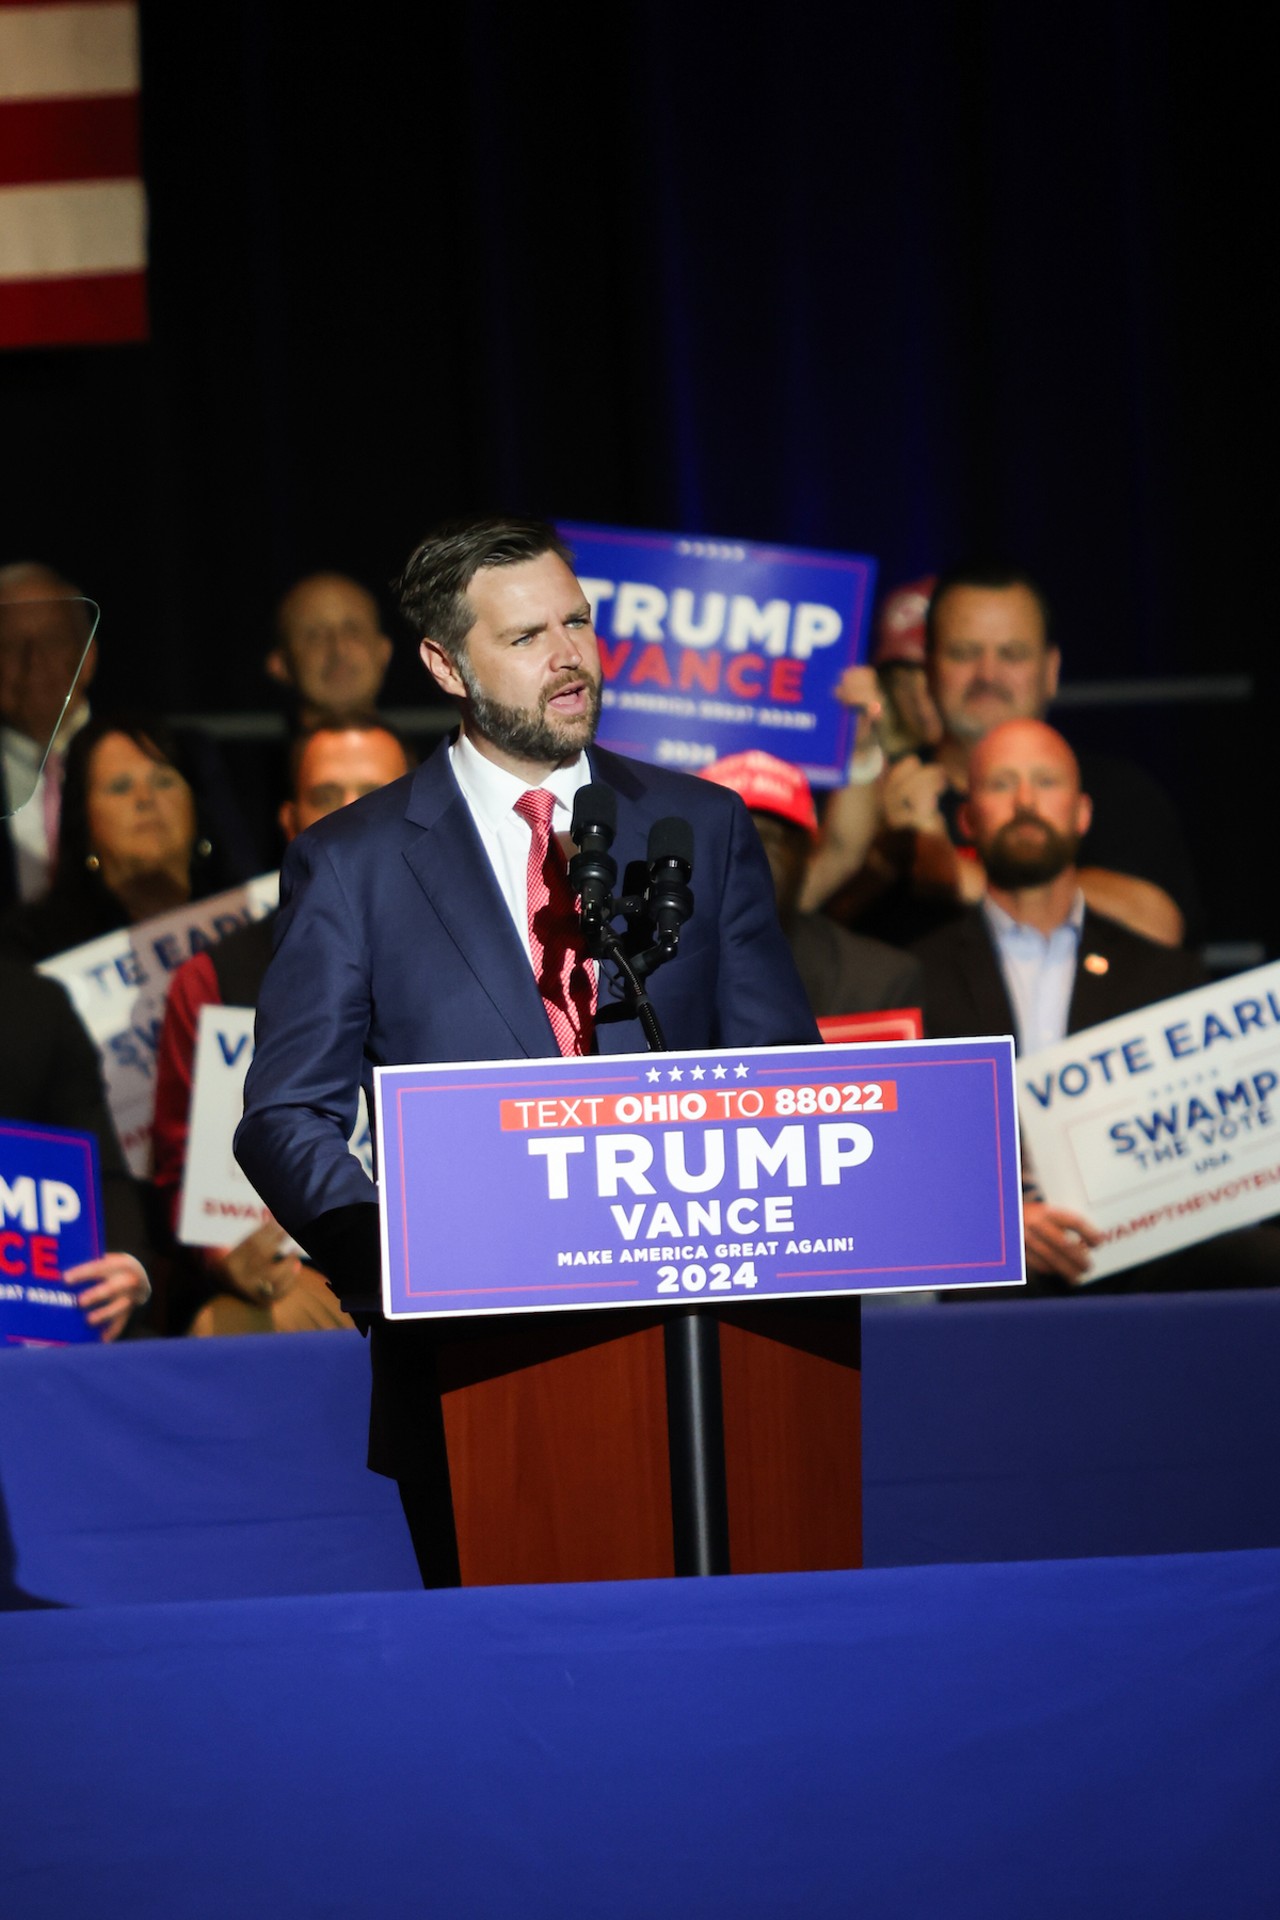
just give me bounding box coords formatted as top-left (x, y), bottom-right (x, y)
top-left (0, 957), bottom-right (153, 1307)
top-left (913, 904), bottom-right (1204, 1047)
top-left (788, 913), bottom-right (923, 1022)
top-left (235, 738), bottom-right (819, 1487)
top-left (909, 909), bottom-right (1280, 1298)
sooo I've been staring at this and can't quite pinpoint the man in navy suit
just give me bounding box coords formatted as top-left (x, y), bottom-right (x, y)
top-left (235, 517), bottom-right (818, 1581)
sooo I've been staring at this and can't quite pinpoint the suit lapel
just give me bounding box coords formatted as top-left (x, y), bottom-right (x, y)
top-left (1068, 910), bottom-right (1126, 1034)
top-left (400, 745), bottom-right (556, 1057)
top-left (956, 912), bottom-right (1020, 1044)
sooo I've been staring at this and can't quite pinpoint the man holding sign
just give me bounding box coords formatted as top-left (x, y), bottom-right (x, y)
top-left (236, 517), bottom-right (817, 1581)
top-left (914, 719), bottom-right (1278, 1289)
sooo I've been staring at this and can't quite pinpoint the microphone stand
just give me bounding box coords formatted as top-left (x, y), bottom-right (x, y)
top-left (571, 817), bottom-right (729, 1579)
top-left (593, 921), bottom-right (667, 1053)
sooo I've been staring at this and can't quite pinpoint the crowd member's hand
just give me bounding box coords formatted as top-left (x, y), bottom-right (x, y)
top-left (212, 1220), bottom-right (303, 1305)
top-left (833, 665), bottom-right (884, 758)
top-left (64, 1254), bottom-right (151, 1342)
top-left (1022, 1202), bottom-right (1103, 1283)
top-left (882, 753), bottom-right (950, 838)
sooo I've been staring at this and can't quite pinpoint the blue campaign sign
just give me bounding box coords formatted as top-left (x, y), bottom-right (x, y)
top-left (0, 1120), bottom-right (105, 1347)
top-left (375, 1040), bottom-right (1024, 1318)
top-left (559, 523), bottom-right (877, 788)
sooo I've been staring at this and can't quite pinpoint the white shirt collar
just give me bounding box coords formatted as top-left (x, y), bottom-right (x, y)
top-left (983, 887), bottom-right (1086, 945)
top-left (449, 728), bottom-right (591, 830)
top-left (1, 700), bottom-right (90, 771)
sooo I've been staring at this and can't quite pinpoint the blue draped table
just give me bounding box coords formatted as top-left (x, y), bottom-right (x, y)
top-left (3, 1292), bottom-right (1280, 1604)
top-left (2, 1551), bottom-right (1278, 1918)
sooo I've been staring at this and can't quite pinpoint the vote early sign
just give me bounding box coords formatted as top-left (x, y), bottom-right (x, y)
top-left (562, 524), bottom-right (876, 787)
top-left (39, 874), bottom-right (279, 1177)
top-left (0, 1120), bottom-right (105, 1347)
top-left (375, 1039), bottom-right (1023, 1318)
top-left (1018, 961), bottom-right (1280, 1281)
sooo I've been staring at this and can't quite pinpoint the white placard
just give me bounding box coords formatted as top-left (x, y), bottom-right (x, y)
top-left (38, 874), bottom-right (280, 1177)
top-left (1017, 962), bottom-right (1280, 1280)
top-left (178, 1003), bottom-right (372, 1249)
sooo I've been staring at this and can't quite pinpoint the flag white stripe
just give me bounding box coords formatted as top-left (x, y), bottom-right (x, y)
top-left (0, 4), bottom-right (139, 104)
top-left (0, 179), bottom-right (145, 280)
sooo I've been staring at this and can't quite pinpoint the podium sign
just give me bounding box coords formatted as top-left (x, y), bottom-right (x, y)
top-left (376, 1039), bottom-right (1024, 1318)
top-left (0, 1120), bottom-right (105, 1347)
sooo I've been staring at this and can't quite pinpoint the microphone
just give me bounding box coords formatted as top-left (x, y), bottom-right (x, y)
top-left (646, 817), bottom-right (694, 953)
top-left (569, 783), bottom-right (618, 938)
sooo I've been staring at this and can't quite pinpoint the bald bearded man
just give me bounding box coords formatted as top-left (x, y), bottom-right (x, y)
top-left (913, 719), bottom-right (1206, 1287)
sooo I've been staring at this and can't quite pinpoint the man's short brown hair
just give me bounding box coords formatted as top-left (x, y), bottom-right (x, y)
top-left (924, 564), bottom-right (1053, 653)
top-left (395, 516), bottom-right (573, 663)
top-left (287, 710), bottom-right (415, 791)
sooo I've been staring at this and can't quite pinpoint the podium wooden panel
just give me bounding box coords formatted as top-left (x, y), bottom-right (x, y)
top-left (436, 1300), bottom-right (860, 1586)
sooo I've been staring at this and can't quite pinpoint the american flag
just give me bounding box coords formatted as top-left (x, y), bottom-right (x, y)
top-left (0, 0), bottom-right (147, 349)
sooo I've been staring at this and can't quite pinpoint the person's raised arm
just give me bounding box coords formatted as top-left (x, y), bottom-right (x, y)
top-left (800, 666), bottom-right (886, 911)
top-left (1077, 869), bottom-right (1184, 948)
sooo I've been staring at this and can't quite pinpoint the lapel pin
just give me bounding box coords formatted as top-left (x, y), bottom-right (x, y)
top-left (1083, 953), bottom-right (1109, 976)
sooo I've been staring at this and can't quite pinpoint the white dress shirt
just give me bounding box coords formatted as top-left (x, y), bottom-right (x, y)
top-left (1, 704), bottom-right (90, 902)
top-left (448, 731), bottom-right (592, 966)
top-left (982, 889), bottom-right (1086, 1055)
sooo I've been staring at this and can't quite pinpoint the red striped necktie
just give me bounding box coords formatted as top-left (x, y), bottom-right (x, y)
top-left (513, 787), bottom-right (596, 1057)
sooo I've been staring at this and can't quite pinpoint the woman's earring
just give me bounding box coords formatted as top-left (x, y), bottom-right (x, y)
top-left (85, 852), bottom-right (100, 873)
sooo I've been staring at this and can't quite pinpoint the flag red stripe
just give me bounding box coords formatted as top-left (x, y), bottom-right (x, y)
top-left (0, 267), bottom-right (146, 347)
top-left (0, 94), bottom-right (139, 187)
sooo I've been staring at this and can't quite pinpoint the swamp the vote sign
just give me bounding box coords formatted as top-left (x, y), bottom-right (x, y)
top-left (0, 1120), bottom-right (105, 1347)
top-left (376, 1040), bottom-right (1023, 1318)
top-left (1018, 961), bottom-right (1280, 1280)
top-left (562, 524), bottom-right (876, 787)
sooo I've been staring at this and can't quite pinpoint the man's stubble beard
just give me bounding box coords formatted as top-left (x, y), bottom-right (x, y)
top-left (458, 658), bottom-right (603, 765)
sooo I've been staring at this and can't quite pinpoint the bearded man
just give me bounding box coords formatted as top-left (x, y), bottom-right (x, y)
top-left (913, 718), bottom-right (1208, 1286)
top-left (235, 516), bottom-right (817, 1582)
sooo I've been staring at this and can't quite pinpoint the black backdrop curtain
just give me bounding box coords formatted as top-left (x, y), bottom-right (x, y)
top-left (1, 2), bottom-right (1273, 935)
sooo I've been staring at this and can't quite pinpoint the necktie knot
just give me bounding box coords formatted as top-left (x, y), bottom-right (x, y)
top-left (514, 786), bottom-right (557, 837)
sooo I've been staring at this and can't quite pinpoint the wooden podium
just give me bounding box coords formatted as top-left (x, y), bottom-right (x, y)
top-left (434, 1296), bottom-right (861, 1586)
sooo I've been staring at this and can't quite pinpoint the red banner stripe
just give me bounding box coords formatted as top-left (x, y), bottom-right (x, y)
top-left (0, 266), bottom-right (146, 347)
top-left (0, 94), bottom-right (138, 187)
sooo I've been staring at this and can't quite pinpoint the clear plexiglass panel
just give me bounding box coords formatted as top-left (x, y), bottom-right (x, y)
top-left (0, 594), bottom-right (100, 816)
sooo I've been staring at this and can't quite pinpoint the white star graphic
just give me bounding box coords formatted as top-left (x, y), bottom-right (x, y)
top-left (734, 1063), bottom-right (749, 1079)
top-left (690, 1065), bottom-right (705, 1081)
top-left (646, 1067), bottom-right (662, 1082)
top-left (712, 1064), bottom-right (728, 1080)
top-left (669, 1066), bottom-right (684, 1082)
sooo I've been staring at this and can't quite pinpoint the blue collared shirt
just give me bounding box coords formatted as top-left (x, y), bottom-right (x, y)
top-left (982, 891), bottom-right (1086, 1055)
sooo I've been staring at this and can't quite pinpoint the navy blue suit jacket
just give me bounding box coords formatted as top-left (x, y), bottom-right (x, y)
top-left (235, 739), bottom-right (818, 1305)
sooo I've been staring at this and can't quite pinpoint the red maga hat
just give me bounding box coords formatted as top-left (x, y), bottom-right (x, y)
top-left (872, 575), bottom-right (937, 668)
top-left (698, 750), bottom-right (819, 837)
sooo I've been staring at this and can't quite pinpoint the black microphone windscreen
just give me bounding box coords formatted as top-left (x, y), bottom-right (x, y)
top-left (573, 782), bottom-right (617, 840)
top-left (647, 816), bottom-right (694, 869)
